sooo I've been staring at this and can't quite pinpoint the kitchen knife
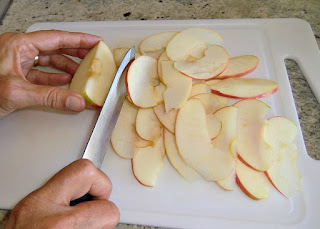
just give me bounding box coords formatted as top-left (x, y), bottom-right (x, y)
top-left (70, 46), bottom-right (135, 206)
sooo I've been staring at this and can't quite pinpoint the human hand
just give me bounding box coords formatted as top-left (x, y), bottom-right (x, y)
top-left (0, 30), bottom-right (102, 118)
top-left (5, 159), bottom-right (119, 229)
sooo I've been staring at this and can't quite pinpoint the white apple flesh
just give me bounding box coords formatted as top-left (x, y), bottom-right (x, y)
top-left (153, 103), bottom-right (178, 133)
top-left (136, 108), bottom-right (162, 143)
top-left (140, 31), bottom-right (177, 54)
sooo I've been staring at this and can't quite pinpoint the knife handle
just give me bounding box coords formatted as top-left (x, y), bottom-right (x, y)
top-left (70, 193), bottom-right (93, 206)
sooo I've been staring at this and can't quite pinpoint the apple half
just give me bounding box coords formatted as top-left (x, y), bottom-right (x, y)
top-left (126, 55), bottom-right (165, 108)
top-left (111, 99), bottom-right (152, 159)
top-left (217, 55), bottom-right (259, 78)
top-left (211, 78), bottom-right (278, 99)
top-left (174, 45), bottom-right (229, 80)
top-left (175, 99), bottom-right (234, 181)
top-left (164, 129), bottom-right (202, 182)
top-left (166, 27), bottom-right (224, 61)
top-left (236, 159), bottom-right (272, 200)
top-left (136, 108), bottom-right (162, 143)
top-left (70, 41), bottom-right (116, 108)
top-left (234, 99), bottom-right (272, 171)
top-left (153, 103), bottom-right (178, 134)
top-left (161, 60), bottom-right (192, 112)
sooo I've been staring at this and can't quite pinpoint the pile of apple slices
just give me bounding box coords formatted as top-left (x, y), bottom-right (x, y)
top-left (110, 27), bottom-right (303, 200)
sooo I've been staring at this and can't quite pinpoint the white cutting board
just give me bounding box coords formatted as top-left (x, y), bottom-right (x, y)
top-left (1, 19), bottom-right (320, 229)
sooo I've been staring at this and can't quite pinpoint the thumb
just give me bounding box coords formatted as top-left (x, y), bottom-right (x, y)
top-left (25, 83), bottom-right (86, 112)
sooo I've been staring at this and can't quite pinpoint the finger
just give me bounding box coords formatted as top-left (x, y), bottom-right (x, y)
top-left (37, 54), bottom-right (79, 75)
top-left (21, 81), bottom-right (85, 112)
top-left (39, 48), bottom-right (91, 59)
top-left (40, 159), bottom-right (113, 205)
top-left (72, 200), bottom-right (120, 229)
top-left (26, 69), bottom-right (72, 86)
top-left (26, 30), bottom-right (102, 52)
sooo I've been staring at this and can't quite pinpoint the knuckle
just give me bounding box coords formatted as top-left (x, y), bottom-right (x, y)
top-left (76, 159), bottom-right (97, 176)
top-left (43, 87), bottom-right (61, 108)
top-left (105, 201), bottom-right (120, 226)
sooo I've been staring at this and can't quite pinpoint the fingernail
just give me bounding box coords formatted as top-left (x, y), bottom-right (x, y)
top-left (66, 95), bottom-right (85, 111)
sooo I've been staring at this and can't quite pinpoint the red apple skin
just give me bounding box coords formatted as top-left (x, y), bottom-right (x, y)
top-left (131, 159), bottom-right (153, 188)
top-left (125, 61), bottom-right (143, 108)
top-left (178, 63), bottom-right (228, 81)
top-left (217, 64), bottom-right (258, 79)
top-left (211, 87), bottom-right (278, 99)
top-left (236, 175), bottom-right (261, 201)
top-left (264, 171), bottom-right (288, 198)
top-left (237, 154), bottom-right (264, 172)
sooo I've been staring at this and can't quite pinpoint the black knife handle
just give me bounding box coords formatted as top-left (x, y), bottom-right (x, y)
top-left (70, 193), bottom-right (93, 206)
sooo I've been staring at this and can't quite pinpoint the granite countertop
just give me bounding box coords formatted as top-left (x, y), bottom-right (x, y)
top-left (0, 0), bottom-right (319, 228)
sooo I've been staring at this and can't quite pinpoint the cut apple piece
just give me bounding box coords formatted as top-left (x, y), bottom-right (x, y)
top-left (161, 60), bottom-right (192, 112)
top-left (113, 47), bottom-right (129, 67)
top-left (153, 103), bottom-right (178, 133)
top-left (236, 159), bottom-right (272, 200)
top-left (189, 83), bottom-right (211, 98)
top-left (126, 56), bottom-right (164, 108)
top-left (217, 55), bottom-right (259, 78)
top-left (211, 78), bottom-right (278, 99)
top-left (157, 51), bottom-right (170, 82)
top-left (136, 108), bottom-right (162, 143)
top-left (143, 49), bottom-right (164, 60)
top-left (205, 79), bottom-right (222, 86)
top-left (174, 45), bottom-right (229, 80)
top-left (193, 93), bottom-right (226, 114)
top-left (175, 99), bottom-right (234, 181)
top-left (164, 129), bottom-right (202, 182)
top-left (206, 114), bottom-right (222, 140)
top-left (70, 41), bottom-right (116, 108)
top-left (166, 27), bottom-right (224, 61)
top-left (132, 136), bottom-right (165, 187)
top-left (234, 99), bottom-right (272, 171)
top-left (229, 137), bottom-right (237, 158)
top-left (140, 31), bottom-right (177, 54)
top-left (111, 99), bottom-right (152, 159)
top-left (263, 116), bottom-right (299, 148)
top-left (265, 144), bottom-right (303, 198)
top-left (217, 165), bottom-right (236, 191)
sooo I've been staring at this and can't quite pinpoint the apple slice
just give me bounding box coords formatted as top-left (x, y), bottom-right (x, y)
top-left (153, 103), bottom-right (178, 133)
top-left (206, 114), bottom-right (222, 140)
top-left (205, 79), bottom-right (222, 86)
top-left (164, 129), bottom-right (202, 182)
top-left (166, 27), bottom-right (224, 61)
top-left (234, 99), bottom-right (272, 171)
top-left (132, 136), bottom-right (165, 187)
top-left (217, 165), bottom-right (236, 191)
top-left (111, 99), bottom-right (152, 159)
top-left (174, 45), bottom-right (229, 80)
top-left (236, 159), bottom-right (272, 200)
top-left (157, 51), bottom-right (170, 82)
top-left (265, 144), bottom-right (303, 198)
top-left (189, 83), bottom-right (211, 98)
top-left (140, 31), bottom-right (177, 54)
top-left (217, 55), bottom-right (259, 78)
top-left (70, 41), bottom-right (116, 108)
top-left (113, 47), bottom-right (129, 67)
top-left (229, 137), bottom-right (237, 158)
top-left (126, 56), bottom-right (164, 108)
top-left (211, 78), bottom-right (278, 99)
top-left (161, 60), bottom-right (192, 112)
top-left (136, 108), bottom-right (162, 143)
top-left (193, 93), bottom-right (227, 114)
top-left (263, 116), bottom-right (299, 148)
top-left (175, 99), bottom-right (234, 181)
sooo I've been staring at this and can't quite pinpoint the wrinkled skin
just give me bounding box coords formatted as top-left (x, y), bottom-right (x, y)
top-left (5, 159), bottom-right (120, 229)
top-left (0, 30), bottom-right (102, 118)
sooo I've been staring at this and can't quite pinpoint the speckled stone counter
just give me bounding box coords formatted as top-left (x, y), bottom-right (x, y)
top-left (0, 0), bottom-right (319, 228)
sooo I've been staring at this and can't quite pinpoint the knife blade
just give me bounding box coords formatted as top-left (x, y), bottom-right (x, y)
top-left (70, 46), bottom-right (135, 206)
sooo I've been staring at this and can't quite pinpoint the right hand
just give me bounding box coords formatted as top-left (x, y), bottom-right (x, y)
top-left (5, 159), bottom-right (120, 229)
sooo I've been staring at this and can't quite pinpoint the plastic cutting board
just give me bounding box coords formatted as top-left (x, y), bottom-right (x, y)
top-left (1, 19), bottom-right (320, 229)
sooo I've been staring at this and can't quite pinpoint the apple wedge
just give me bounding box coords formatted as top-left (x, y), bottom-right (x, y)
top-left (111, 99), bottom-right (152, 159)
top-left (174, 45), bottom-right (229, 80)
top-left (166, 27), bottom-right (224, 61)
top-left (126, 56), bottom-right (164, 108)
top-left (132, 136), bottom-right (165, 187)
top-left (234, 99), bottom-right (272, 171)
top-left (217, 55), bottom-right (259, 78)
top-left (211, 78), bottom-right (278, 99)
top-left (175, 99), bottom-right (234, 181)
top-left (70, 41), bottom-right (116, 108)
top-left (236, 159), bottom-right (272, 200)
top-left (164, 129), bottom-right (202, 182)
top-left (206, 114), bottom-right (222, 140)
top-left (161, 60), bottom-right (192, 112)
top-left (140, 31), bottom-right (177, 54)
top-left (153, 103), bottom-right (178, 133)
top-left (136, 108), bottom-right (162, 143)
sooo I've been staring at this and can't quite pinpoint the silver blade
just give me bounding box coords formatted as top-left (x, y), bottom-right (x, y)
top-left (82, 47), bottom-right (135, 168)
